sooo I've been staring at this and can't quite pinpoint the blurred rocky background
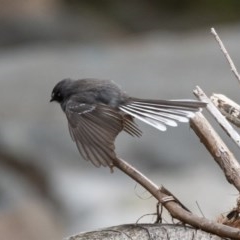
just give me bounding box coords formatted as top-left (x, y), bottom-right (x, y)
top-left (1, 0), bottom-right (240, 239)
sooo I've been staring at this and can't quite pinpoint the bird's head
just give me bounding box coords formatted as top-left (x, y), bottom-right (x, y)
top-left (50, 78), bottom-right (74, 104)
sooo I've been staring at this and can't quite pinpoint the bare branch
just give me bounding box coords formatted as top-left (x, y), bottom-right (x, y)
top-left (211, 27), bottom-right (240, 83)
top-left (211, 93), bottom-right (240, 128)
top-left (112, 157), bottom-right (240, 239)
top-left (193, 86), bottom-right (240, 149)
top-left (190, 111), bottom-right (240, 192)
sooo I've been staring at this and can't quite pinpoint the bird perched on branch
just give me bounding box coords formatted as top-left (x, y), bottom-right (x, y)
top-left (50, 78), bottom-right (206, 169)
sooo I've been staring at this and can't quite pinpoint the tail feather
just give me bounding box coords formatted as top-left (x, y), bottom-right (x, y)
top-left (132, 98), bottom-right (206, 108)
top-left (120, 106), bottom-right (167, 131)
top-left (127, 104), bottom-right (191, 122)
top-left (120, 99), bottom-right (206, 131)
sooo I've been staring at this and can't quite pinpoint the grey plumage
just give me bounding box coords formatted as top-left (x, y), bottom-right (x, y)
top-left (51, 78), bottom-right (206, 168)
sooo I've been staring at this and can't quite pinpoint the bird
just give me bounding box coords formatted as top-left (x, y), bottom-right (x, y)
top-left (50, 78), bottom-right (206, 169)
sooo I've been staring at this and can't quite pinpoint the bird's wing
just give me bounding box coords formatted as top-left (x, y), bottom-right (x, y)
top-left (119, 98), bottom-right (206, 131)
top-left (65, 101), bottom-right (124, 168)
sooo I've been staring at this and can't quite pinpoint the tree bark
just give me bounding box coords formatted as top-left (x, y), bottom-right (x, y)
top-left (67, 224), bottom-right (224, 240)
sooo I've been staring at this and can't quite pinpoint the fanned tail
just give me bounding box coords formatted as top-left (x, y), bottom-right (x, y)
top-left (119, 98), bottom-right (206, 131)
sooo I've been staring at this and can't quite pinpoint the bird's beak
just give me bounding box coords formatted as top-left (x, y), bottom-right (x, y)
top-left (50, 93), bottom-right (54, 102)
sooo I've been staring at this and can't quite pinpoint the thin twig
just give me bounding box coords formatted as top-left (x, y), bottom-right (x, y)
top-left (195, 201), bottom-right (205, 218)
top-left (112, 157), bottom-right (240, 239)
top-left (211, 28), bottom-right (240, 84)
top-left (193, 86), bottom-right (240, 149)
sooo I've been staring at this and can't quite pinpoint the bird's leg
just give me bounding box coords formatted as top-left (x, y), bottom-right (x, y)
top-left (109, 163), bottom-right (115, 173)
